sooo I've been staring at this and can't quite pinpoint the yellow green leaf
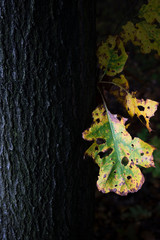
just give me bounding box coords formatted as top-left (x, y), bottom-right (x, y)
top-left (97, 36), bottom-right (128, 76)
top-left (120, 21), bottom-right (137, 44)
top-left (82, 105), bottom-right (155, 196)
top-left (134, 21), bottom-right (160, 54)
top-left (121, 21), bottom-right (160, 54)
top-left (139, 0), bottom-right (160, 24)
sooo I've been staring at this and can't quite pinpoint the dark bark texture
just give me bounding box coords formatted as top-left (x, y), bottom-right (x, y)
top-left (0, 0), bottom-right (96, 239)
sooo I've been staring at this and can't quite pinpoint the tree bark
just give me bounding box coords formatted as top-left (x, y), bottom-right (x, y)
top-left (0, 0), bottom-right (96, 239)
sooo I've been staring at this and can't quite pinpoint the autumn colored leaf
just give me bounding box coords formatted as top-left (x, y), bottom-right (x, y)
top-left (125, 94), bottom-right (159, 132)
top-left (82, 105), bottom-right (155, 196)
top-left (110, 75), bottom-right (129, 105)
top-left (109, 75), bottom-right (159, 131)
top-left (97, 36), bottom-right (128, 76)
top-left (139, 0), bottom-right (160, 24)
top-left (120, 21), bottom-right (136, 44)
top-left (121, 21), bottom-right (160, 55)
top-left (134, 21), bottom-right (160, 54)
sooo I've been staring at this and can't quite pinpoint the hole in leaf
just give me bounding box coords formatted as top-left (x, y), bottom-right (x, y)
top-left (98, 148), bottom-right (113, 158)
top-left (95, 146), bottom-right (98, 151)
top-left (147, 106), bottom-right (150, 109)
top-left (96, 118), bottom-right (100, 123)
top-left (121, 157), bottom-right (129, 166)
top-left (131, 144), bottom-right (134, 148)
top-left (114, 170), bottom-right (117, 173)
top-left (115, 185), bottom-right (117, 187)
top-left (138, 105), bottom-right (145, 111)
top-left (130, 166), bottom-right (132, 168)
top-left (96, 138), bottom-right (106, 145)
top-left (103, 110), bottom-right (106, 116)
top-left (127, 176), bottom-right (132, 180)
top-left (141, 152), bottom-right (144, 156)
top-left (139, 115), bottom-right (146, 124)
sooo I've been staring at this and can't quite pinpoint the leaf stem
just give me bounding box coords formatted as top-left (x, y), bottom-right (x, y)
top-left (98, 80), bottom-right (129, 94)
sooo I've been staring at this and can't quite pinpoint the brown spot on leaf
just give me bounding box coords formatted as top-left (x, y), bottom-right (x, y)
top-left (121, 157), bottom-right (129, 166)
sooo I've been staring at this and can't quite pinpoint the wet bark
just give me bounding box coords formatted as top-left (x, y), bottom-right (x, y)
top-left (0, 0), bottom-right (96, 239)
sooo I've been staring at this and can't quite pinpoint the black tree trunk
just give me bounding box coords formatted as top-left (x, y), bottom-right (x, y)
top-left (0, 0), bottom-right (96, 239)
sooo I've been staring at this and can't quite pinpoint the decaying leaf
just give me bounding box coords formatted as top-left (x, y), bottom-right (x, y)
top-left (139, 0), bottom-right (160, 24)
top-left (121, 20), bottom-right (160, 55)
top-left (134, 21), bottom-right (160, 54)
top-left (125, 94), bottom-right (159, 132)
top-left (82, 105), bottom-right (155, 196)
top-left (97, 36), bottom-right (128, 76)
top-left (109, 75), bottom-right (159, 131)
top-left (120, 21), bottom-right (137, 44)
top-left (110, 74), bottom-right (129, 105)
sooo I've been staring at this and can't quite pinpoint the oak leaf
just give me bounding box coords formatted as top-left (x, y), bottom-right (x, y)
top-left (82, 105), bottom-right (155, 196)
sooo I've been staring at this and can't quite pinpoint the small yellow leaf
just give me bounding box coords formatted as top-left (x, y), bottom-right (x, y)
top-left (126, 94), bottom-right (159, 132)
top-left (109, 76), bottom-right (159, 131)
top-left (110, 75), bottom-right (129, 105)
top-left (112, 74), bottom-right (129, 91)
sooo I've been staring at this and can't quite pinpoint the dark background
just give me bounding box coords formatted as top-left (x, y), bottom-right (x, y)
top-left (94, 1), bottom-right (160, 239)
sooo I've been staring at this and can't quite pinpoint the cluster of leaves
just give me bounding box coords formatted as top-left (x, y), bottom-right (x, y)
top-left (83, 0), bottom-right (160, 196)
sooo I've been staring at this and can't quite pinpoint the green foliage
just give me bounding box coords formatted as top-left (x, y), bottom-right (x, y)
top-left (83, 0), bottom-right (160, 195)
